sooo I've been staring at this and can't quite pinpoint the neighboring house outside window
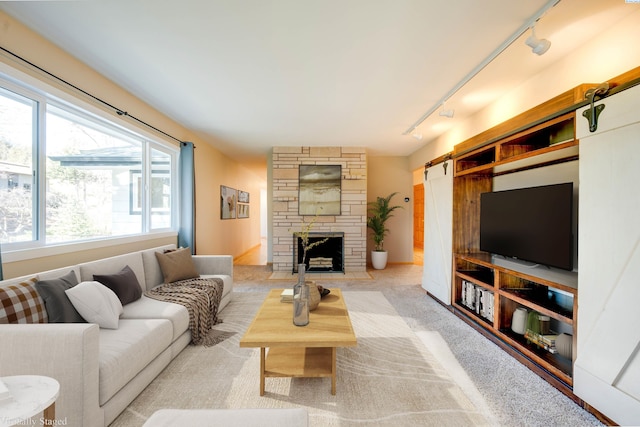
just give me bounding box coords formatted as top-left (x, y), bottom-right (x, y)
top-left (0, 77), bottom-right (178, 252)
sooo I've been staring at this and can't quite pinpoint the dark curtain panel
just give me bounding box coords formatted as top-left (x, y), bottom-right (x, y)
top-left (179, 142), bottom-right (195, 254)
top-left (0, 243), bottom-right (3, 280)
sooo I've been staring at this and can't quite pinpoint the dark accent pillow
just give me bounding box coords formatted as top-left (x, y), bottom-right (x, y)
top-left (155, 247), bottom-right (199, 283)
top-left (93, 265), bottom-right (142, 305)
top-left (35, 270), bottom-right (86, 323)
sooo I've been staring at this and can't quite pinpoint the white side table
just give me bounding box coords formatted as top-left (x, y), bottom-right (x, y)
top-left (0, 376), bottom-right (60, 427)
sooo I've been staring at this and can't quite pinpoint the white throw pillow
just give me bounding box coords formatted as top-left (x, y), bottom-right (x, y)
top-left (65, 281), bottom-right (123, 329)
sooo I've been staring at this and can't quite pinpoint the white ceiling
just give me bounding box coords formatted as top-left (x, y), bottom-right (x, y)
top-left (0, 0), bottom-right (632, 172)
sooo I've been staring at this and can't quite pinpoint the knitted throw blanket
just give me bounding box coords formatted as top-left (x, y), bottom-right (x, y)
top-left (145, 277), bottom-right (224, 346)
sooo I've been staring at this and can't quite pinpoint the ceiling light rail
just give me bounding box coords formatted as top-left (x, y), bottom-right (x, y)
top-left (404, 0), bottom-right (561, 136)
top-left (0, 46), bottom-right (183, 144)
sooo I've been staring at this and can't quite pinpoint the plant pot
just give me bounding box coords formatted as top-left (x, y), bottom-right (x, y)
top-left (371, 250), bottom-right (388, 270)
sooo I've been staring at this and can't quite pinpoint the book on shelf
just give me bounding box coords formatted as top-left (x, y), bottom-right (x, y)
top-left (525, 329), bottom-right (559, 354)
top-left (280, 288), bottom-right (293, 303)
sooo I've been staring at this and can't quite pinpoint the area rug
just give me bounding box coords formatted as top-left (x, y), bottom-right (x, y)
top-left (110, 291), bottom-right (492, 426)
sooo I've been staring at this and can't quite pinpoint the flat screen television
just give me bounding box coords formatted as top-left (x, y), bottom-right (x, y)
top-left (479, 182), bottom-right (574, 271)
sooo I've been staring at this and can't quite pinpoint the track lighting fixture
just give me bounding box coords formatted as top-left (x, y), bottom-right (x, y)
top-left (525, 26), bottom-right (551, 56)
top-left (403, 1), bottom-right (559, 135)
top-left (439, 109), bottom-right (454, 118)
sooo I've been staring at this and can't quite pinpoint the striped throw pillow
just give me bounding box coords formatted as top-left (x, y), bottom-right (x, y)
top-left (0, 277), bottom-right (49, 324)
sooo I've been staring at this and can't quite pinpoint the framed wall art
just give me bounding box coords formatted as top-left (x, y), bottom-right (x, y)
top-left (238, 190), bottom-right (250, 203)
top-left (238, 203), bottom-right (250, 219)
top-left (220, 185), bottom-right (237, 219)
top-left (298, 164), bottom-right (341, 215)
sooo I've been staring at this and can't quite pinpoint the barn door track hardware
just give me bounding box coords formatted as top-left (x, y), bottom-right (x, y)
top-left (583, 82), bottom-right (610, 133)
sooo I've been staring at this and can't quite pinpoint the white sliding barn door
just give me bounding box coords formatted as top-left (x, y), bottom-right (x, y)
top-left (574, 83), bottom-right (640, 425)
top-left (422, 160), bottom-right (453, 305)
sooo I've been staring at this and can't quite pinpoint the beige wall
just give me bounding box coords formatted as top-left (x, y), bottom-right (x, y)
top-left (367, 156), bottom-right (414, 264)
top-left (0, 11), bottom-right (264, 278)
top-left (193, 142), bottom-right (264, 256)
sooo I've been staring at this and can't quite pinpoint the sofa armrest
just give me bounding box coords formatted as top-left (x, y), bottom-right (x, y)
top-left (0, 324), bottom-right (103, 427)
top-left (192, 255), bottom-right (233, 279)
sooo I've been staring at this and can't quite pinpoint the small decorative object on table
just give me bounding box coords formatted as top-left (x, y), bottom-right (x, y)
top-left (317, 285), bottom-right (330, 298)
top-left (307, 280), bottom-right (321, 310)
top-left (293, 264), bottom-right (310, 326)
top-left (280, 288), bottom-right (294, 303)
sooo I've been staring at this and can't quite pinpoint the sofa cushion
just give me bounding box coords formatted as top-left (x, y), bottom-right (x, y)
top-left (155, 248), bottom-right (199, 283)
top-left (120, 295), bottom-right (190, 341)
top-left (66, 281), bottom-right (123, 329)
top-left (93, 265), bottom-right (142, 305)
top-left (78, 252), bottom-right (146, 295)
top-left (0, 277), bottom-right (48, 324)
top-left (141, 244), bottom-right (177, 291)
top-left (35, 270), bottom-right (86, 323)
top-left (98, 318), bottom-right (173, 405)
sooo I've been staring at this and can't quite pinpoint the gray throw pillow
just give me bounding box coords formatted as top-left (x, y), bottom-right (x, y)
top-left (35, 270), bottom-right (86, 323)
top-left (93, 265), bottom-right (142, 305)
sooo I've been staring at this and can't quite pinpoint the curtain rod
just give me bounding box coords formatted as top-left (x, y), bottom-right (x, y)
top-left (0, 45), bottom-right (183, 144)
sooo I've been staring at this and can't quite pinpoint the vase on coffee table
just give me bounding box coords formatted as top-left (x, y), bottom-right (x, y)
top-left (293, 264), bottom-right (310, 326)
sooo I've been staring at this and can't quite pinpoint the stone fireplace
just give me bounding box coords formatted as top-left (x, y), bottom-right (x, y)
top-left (293, 232), bottom-right (344, 273)
top-left (271, 146), bottom-right (367, 272)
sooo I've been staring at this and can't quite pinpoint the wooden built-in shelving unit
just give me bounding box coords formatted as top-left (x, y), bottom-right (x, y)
top-left (449, 88), bottom-right (587, 397)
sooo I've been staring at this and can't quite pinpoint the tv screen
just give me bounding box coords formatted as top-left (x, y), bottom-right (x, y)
top-left (480, 183), bottom-right (574, 271)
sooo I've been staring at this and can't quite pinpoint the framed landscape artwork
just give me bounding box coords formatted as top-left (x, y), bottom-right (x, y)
top-left (298, 164), bottom-right (341, 215)
top-left (220, 185), bottom-right (237, 219)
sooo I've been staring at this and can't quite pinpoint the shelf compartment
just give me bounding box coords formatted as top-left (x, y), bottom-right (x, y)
top-left (457, 270), bottom-right (494, 288)
top-left (497, 328), bottom-right (573, 385)
top-left (453, 301), bottom-right (494, 328)
top-left (500, 287), bottom-right (574, 324)
top-left (455, 145), bottom-right (496, 175)
top-left (459, 280), bottom-right (495, 324)
top-left (497, 113), bottom-right (575, 163)
top-left (498, 271), bottom-right (575, 323)
top-left (455, 254), bottom-right (495, 287)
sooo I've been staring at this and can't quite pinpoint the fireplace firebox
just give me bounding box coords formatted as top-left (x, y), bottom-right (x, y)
top-left (293, 232), bottom-right (344, 274)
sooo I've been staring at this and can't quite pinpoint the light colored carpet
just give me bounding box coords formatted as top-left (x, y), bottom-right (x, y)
top-left (229, 264), bottom-right (603, 427)
top-left (110, 291), bottom-right (493, 426)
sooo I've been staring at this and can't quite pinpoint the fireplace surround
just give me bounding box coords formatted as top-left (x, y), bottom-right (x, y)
top-left (271, 146), bottom-right (367, 272)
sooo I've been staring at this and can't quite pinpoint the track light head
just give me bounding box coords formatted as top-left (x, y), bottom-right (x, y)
top-left (412, 131), bottom-right (423, 141)
top-left (525, 27), bottom-right (551, 56)
top-left (439, 109), bottom-right (454, 118)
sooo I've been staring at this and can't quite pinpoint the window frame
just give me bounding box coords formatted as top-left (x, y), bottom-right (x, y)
top-left (0, 67), bottom-right (180, 262)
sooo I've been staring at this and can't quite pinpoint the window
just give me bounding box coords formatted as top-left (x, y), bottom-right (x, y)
top-left (0, 87), bottom-right (36, 244)
top-left (0, 78), bottom-right (178, 250)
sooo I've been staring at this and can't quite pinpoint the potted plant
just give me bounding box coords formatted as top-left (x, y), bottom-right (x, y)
top-left (367, 192), bottom-right (403, 269)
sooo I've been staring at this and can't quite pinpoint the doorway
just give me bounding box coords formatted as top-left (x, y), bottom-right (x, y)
top-left (413, 183), bottom-right (424, 265)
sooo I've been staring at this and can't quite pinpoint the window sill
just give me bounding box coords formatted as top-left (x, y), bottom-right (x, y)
top-left (1, 231), bottom-right (178, 263)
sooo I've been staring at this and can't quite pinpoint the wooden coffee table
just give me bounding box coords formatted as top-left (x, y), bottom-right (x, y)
top-left (240, 288), bottom-right (356, 395)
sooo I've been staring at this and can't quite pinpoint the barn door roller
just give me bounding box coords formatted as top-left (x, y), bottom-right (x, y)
top-left (582, 82), bottom-right (610, 132)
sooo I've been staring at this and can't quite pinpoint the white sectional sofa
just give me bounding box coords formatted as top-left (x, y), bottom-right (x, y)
top-left (0, 244), bottom-right (233, 427)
